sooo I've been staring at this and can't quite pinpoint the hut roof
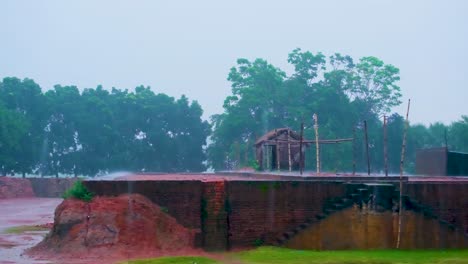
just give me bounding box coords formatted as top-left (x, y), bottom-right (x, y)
top-left (255, 128), bottom-right (304, 146)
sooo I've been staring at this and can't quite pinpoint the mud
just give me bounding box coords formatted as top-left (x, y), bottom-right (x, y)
top-left (0, 198), bottom-right (61, 264)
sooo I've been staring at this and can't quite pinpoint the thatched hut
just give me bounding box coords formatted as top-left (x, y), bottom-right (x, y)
top-left (255, 128), bottom-right (308, 171)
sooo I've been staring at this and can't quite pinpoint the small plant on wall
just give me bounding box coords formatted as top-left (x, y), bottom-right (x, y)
top-left (63, 180), bottom-right (94, 202)
top-left (253, 238), bottom-right (264, 247)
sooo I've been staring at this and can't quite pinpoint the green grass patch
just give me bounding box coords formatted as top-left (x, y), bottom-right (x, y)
top-left (121, 247), bottom-right (468, 264)
top-left (122, 256), bottom-right (220, 264)
top-left (3, 225), bottom-right (49, 234)
top-left (235, 247), bottom-right (468, 264)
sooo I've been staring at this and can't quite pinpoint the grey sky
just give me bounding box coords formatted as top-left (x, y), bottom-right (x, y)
top-left (1, 0), bottom-right (467, 125)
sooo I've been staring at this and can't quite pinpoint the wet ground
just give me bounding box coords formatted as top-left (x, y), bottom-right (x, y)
top-left (0, 198), bottom-right (62, 264)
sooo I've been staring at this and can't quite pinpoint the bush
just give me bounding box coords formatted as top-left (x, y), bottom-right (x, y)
top-left (63, 181), bottom-right (94, 202)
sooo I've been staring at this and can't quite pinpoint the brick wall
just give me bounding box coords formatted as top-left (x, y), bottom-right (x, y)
top-left (82, 179), bottom-right (468, 250)
top-left (84, 180), bottom-right (203, 229)
top-left (29, 178), bottom-right (77, 197)
top-left (405, 183), bottom-right (468, 235)
top-left (201, 181), bottom-right (228, 250)
top-left (226, 181), bottom-right (347, 247)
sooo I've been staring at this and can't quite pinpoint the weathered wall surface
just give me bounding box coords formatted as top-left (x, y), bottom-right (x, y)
top-left (405, 183), bottom-right (468, 236)
top-left (29, 178), bottom-right (77, 197)
top-left (85, 180), bottom-right (202, 230)
top-left (226, 181), bottom-right (346, 248)
top-left (0, 177), bottom-right (76, 198)
top-left (82, 179), bottom-right (468, 250)
top-left (0, 177), bottom-right (34, 198)
top-left (286, 206), bottom-right (468, 249)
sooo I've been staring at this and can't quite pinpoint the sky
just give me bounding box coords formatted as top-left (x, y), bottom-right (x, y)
top-left (1, 0), bottom-right (467, 125)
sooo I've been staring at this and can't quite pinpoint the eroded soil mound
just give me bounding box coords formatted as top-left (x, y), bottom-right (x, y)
top-left (29, 194), bottom-right (198, 262)
top-left (0, 177), bottom-right (34, 199)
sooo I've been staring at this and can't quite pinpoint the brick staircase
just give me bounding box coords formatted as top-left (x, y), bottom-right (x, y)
top-left (275, 183), bottom-right (380, 246)
top-left (275, 182), bottom-right (467, 246)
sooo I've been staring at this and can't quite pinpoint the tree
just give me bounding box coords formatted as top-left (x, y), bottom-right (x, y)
top-left (208, 49), bottom-right (402, 172)
top-left (0, 77), bottom-right (47, 176)
top-left (0, 103), bottom-right (28, 175)
top-left (449, 116), bottom-right (468, 152)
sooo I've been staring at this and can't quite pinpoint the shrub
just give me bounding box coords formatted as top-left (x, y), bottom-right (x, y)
top-left (63, 181), bottom-right (94, 202)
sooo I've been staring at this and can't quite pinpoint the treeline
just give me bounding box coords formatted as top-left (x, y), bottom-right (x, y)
top-left (208, 49), bottom-right (468, 173)
top-left (1, 49), bottom-right (467, 176)
top-left (0, 77), bottom-right (210, 177)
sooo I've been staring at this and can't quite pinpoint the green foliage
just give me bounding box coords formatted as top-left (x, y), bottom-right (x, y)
top-left (62, 181), bottom-right (94, 202)
top-left (208, 49), bottom-right (403, 172)
top-left (208, 49), bottom-right (468, 174)
top-left (249, 159), bottom-right (260, 171)
top-left (253, 238), bottom-right (264, 247)
top-left (0, 77), bottom-right (210, 176)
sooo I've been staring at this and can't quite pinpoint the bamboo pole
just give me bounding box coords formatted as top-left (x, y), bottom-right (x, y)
top-left (313, 114), bottom-right (320, 175)
top-left (384, 115), bottom-right (388, 177)
top-left (396, 99), bottom-right (411, 249)
top-left (288, 129), bottom-right (292, 172)
top-left (263, 138), bottom-right (353, 144)
top-left (276, 139), bottom-right (280, 171)
top-left (352, 126), bottom-right (356, 176)
top-left (299, 122), bottom-right (304, 175)
top-left (364, 120), bottom-right (370, 176)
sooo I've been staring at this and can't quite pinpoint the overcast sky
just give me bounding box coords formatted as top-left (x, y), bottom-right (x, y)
top-left (1, 0), bottom-right (467, 125)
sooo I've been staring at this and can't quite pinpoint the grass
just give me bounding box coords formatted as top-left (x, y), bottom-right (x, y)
top-left (123, 256), bottom-right (220, 264)
top-left (123, 247), bottom-right (468, 264)
top-left (3, 225), bottom-right (49, 234)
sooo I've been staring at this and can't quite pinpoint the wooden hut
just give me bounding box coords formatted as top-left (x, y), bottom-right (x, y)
top-left (255, 128), bottom-right (308, 171)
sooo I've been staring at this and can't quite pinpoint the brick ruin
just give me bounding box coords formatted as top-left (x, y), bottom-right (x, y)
top-left (83, 177), bottom-right (468, 250)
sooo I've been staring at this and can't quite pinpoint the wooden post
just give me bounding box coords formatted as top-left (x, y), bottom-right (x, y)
top-left (276, 140), bottom-right (280, 171)
top-left (313, 113), bottom-right (320, 175)
top-left (364, 120), bottom-right (370, 176)
top-left (265, 145), bottom-right (270, 171)
top-left (299, 122), bottom-right (304, 175)
top-left (383, 115), bottom-right (388, 177)
top-left (397, 99), bottom-right (411, 249)
top-left (288, 129), bottom-right (292, 172)
top-left (352, 126), bottom-right (356, 176)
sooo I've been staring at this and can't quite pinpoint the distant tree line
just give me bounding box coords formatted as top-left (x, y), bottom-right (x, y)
top-left (0, 77), bottom-right (210, 177)
top-left (208, 49), bottom-right (468, 173)
top-left (1, 49), bottom-right (467, 176)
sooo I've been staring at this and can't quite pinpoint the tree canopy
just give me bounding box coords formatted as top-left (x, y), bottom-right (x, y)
top-left (0, 49), bottom-right (467, 176)
top-left (208, 49), bottom-right (467, 173)
top-left (0, 77), bottom-right (210, 176)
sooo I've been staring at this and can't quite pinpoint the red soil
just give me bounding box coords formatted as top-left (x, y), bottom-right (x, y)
top-left (0, 177), bottom-right (34, 199)
top-left (29, 194), bottom-right (201, 263)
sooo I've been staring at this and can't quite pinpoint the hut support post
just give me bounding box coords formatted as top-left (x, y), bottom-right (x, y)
top-left (352, 126), bottom-right (356, 176)
top-left (364, 120), bottom-right (370, 176)
top-left (288, 129), bottom-right (292, 172)
top-left (276, 141), bottom-right (280, 171)
top-left (299, 122), bottom-right (304, 175)
top-left (313, 114), bottom-right (320, 175)
top-left (384, 115), bottom-right (388, 177)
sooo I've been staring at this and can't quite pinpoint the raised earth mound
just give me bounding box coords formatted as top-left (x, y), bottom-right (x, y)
top-left (0, 177), bottom-right (34, 199)
top-left (29, 194), bottom-right (197, 262)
